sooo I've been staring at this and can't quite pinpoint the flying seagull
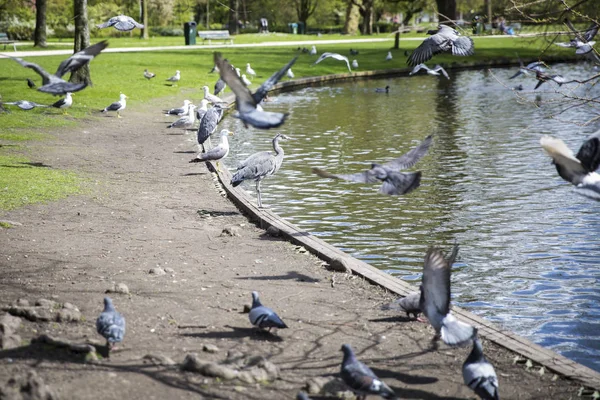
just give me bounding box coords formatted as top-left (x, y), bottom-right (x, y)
top-left (420, 245), bottom-right (477, 347)
top-left (190, 129), bottom-right (233, 171)
top-left (166, 70), bottom-right (180, 85)
top-left (248, 291), bottom-right (288, 332)
top-left (312, 135), bottom-right (433, 196)
top-left (540, 134), bottom-right (600, 200)
top-left (556, 19), bottom-right (599, 56)
top-left (101, 93), bottom-right (127, 118)
top-left (27, 78), bottom-right (36, 89)
top-left (463, 338), bottom-right (500, 400)
top-left (313, 52), bottom-right (352, 73)
top-left (534, 71), bottom-right (568, 90)
top-left (407, 25), bottom-right (474, 67)
top-left (246, 63), bottom-right (257, 79)
top-left (214, 52), bottom-right (297, 129)
top-left (143, 69), bottom-right (156, 80)
top-left (96, 15), bottom-right (144, 31)
top-left (340, 344), bottom-right (396, 400)
top-left (231, 133), bottom-right (291, 208)
top-left (409, 63), bottom-right (450, 79)
top-left (381, 292), bottom-right (423, 321)
top-left (11, 40), bottom-right (108, 96)
top-left (96, 297), bottom-right (125, 356)
top-left (51, 92), bottom-right (73, 114)
top-left (4, 100), bottom-right (49, 110)
top-left (164, 100), bottom-right (191, 116)
top-left (167, 105), bottom-right (196, 130)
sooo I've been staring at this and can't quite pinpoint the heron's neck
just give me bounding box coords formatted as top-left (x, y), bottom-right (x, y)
top-left (272, 137), bottom-right (284, 157)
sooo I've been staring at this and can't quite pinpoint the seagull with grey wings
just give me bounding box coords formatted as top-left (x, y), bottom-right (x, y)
top-left (463, 338), bottom-right (500, 400)
top-left (51, 92), bottom-right (73, 114)
top-left (409, 63), bottom-right (450, 79)
top-left (11, 41), bottom-right (108, 96)
top-left (313, 52), bottom-right (352, 73)
top-left (312, 135), bottom-right (433, 196)
top-left (540, 134), bottom-right (600, 200)
top-left (556, 18), bottom-right (599, 59)
top-left (190, 129), bottom-right (233, 172)
top-left (96, 15), bottom-right (144, 31)
top-left (96, 297), bottom-right (125, 356)
top-left (196, 99), bottom-right (209, 121)
top-left (420, 245), bottom-right (477, 347)
top-left (381, 292), bottom-right (423, 321)
top-left (214, 52), bottom-right (297, 129)
top-left (4, 100), bottom-right (49, 110)
top-left (340, 344), bottom-right (397, 400)
top-left (248, 291), bottom-right (287, 332)
top-left (407, 24), bottom-right (474, 67)
top-left (101, 93), bottom-right (127, 118)
top-left (167, 105), bottom-right (196, 130)
top-left (164, 100), bottom-right (191, 116)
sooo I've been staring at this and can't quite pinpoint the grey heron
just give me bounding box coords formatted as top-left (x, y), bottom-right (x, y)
top-left (96, 297), bottom-right (125, 357)
top-left (196, 104), bottom-right (223, 152)
top-left (143, 69), bottom-right (156, 80)
top-left (312, 135), bottom-right (433, 196)
top-left (96, 15), bottom-right (144, 31)
top-left (463, 339), bottom-right (500, 400)
top-left (189, 129), bottom-right (233, 172)
top-left (540, 135), bottom-right (600, 200)
top-left (340, 344), bottom-right (396, 400)
top-left (214, 53), bottom-right (296, 129)
top-left (11, 41), bottom-right (108, 96)
top-left (407, 25), bottom-right (474, 67)
top-left (230, 133), bottom-right (291, 208)
top-left (101, 93), bottom-right (127, 118)
top-left (409, 63), bottom-right (450, 79)
top-left (313, 52), bottom-right (352, 73)
top-left (51, 92), bottom-right (73, 114)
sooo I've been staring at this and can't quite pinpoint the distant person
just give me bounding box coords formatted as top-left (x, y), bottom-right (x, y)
top-left (260, 18), bottom-right (268, 33)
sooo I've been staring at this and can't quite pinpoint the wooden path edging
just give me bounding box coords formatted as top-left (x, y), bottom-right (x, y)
top-left (210, 67), bottom-right (600, 391)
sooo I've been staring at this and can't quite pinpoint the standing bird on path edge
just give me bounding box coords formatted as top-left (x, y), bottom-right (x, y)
top-left (248, 291), bottom-right (288, 331)
top-left (463, 338), bottom-right (500, 400)
top-left (340, 344), bottom-right (397, 400)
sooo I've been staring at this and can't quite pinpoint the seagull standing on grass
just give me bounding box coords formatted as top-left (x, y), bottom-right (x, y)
top-left (248, 291), bottom-right (288, 332)
top-left (51, 92), bottom-right (73, 114)
top-left (409, 63), bottom-right (450, 79)
top-left (246, 63), bottom-right (257, 79)
top-left (143, 69), bottom-right (156, 80)
top-left (166, 70), bottom-right (181, 85)
top-left (96, 15), bottom-right (144, 31)
top-left (340, 344), bottom-right (397, 400)
top-left (407, 24), bottom-right (474, 66)
top-left (313, 52), bottom-right (352, 73)
top-left (287, 68), bottom-right (295, 79)
top-left (309, 45), bottom-right (317, 55)
top-left (101, 93), bottom-right (127, 118)
top-left (463, 338), bottom-right (500, 400)
top-left (352, 59), bottom-right (359, 69)
top-left (96, 297), bottom-right (125, 356)
top-left (386, 51), bottom-right (393, 61)
top-left (190, 129), bottom-right (233, 172)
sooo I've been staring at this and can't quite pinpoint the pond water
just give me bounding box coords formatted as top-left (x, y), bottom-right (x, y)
top-left (219, 62), bottom-right (600, 372)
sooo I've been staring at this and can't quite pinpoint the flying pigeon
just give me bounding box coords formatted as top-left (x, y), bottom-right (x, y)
top-left (96, 297), bottom-right (125, 354)
top-left (540, 134), bottom-right (600, 200)
top-left (96, 15), bottom-right (144, 31)
top-left (11, 40), bottom-right (108, 96)
top-left (313, 52), bottom-right (352, 73)
top-left (248, 291), bottom-right (288, 331)
top-left (27, 78), bottom-right (36, 89)
top-left (340, 344), bottom-right (396, 400)
top-left (534, 71), bottom-right (568, 90)
top-left (190, 129), bottom-right (233, 172)
top-left (143, 69), bottom-right (156, 80)
top-left (214, 52), bottom-right (297, 129)
top-left (164, 100), bottom-right (191, 116)
top-left (463, 339), bottom-right (500, 400)
top-left (101, 93), bottom-right (127, 118)
top-left (420, 245), bottom-right (477, 347)
top-left (408, 25), bottom-right (474, 66)
top-left (381, 292), bottom-right (423, 320)
top-left (409, 63), bottom-right (450, 79)
top-left (214, 77), bottom-right (227, 95)
top-left (375, 86), bottom-right (390, 93)
top-left (246, 63), bottom-right (257, 79)
top-left (556, 19), bottom-right (599, 56)
top-left (309, 45), bottom-right (317, 55)
top-left (312, 135), bottom-right (433, 196)
top-left (167, 105), bottom-right (196, 129)
top-left (386, 51), bottom-right (393, 61)
top-left (4, 100), bottom-right (48, 110)
top-left (166, 70), bottom-right (180, 85)
top-left (51, 92), bottom-right (73, 114)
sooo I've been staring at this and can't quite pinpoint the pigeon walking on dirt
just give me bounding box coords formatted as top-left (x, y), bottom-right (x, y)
top-left (164, 100), bottom-right (191, 116)
top-left (408, 25), bottom-right (474, 66)
top-left (214, 52), bottom-right (297, 129)
top-left (463, 339), bottom-right (500, 400)
top-left (51, 92), bottom-right (73, 114)
top-left (248, 291), bottom-right (288, 331)
top-left (540, 135), bottom-right (600, 200)
top-left (420, 245), bottom-right (477, 347)
top-left (96, 15), bottom-right (144, 31)
top-left (312, 135), bottom-right (433, 196)
top-left (11, 40), bottom-right (108, 95)
top-left (143, 69), bottom-right (156, 80)
top-left (381, 292), bottom-right (423, 321)
top-left (96, 297), bottom-right (125, 355)
top-left (101, 93), bottom-right (127, 118)
top-left (313, 52), bottom-right (352, 73)
top-left (340, 344), bottom-right (397, 400)
top-left (4, 100), bottom-right (49, 110)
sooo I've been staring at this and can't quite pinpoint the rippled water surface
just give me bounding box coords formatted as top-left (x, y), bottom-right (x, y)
top-left (219, 63), bottom-right (600, 371)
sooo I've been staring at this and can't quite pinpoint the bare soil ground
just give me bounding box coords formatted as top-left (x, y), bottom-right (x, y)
top-left (0, 96), bottom-right (584, 399)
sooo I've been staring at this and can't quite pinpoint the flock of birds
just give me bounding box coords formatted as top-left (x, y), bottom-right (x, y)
top-left (4, 16), bottom-right (600, 399)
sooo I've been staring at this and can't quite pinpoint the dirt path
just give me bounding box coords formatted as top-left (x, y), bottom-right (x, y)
top-left (0, 96), bottom-right (584, 400)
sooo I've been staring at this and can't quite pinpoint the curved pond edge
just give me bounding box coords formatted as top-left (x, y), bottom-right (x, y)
top-left (212, 61), bottom-right (600, 390)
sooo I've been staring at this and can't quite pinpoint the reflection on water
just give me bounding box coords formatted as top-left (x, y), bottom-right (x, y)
top-left (219, 63), bottom-right (600, 371)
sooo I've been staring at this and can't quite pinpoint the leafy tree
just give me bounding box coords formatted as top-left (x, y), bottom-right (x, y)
top-left (292, 0), bottom-right (319, 28)
top-left (435, 0), bottom-right (456, 24)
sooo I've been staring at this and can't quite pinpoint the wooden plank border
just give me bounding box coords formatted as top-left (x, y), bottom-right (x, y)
top-left (209, 68), bottom-right (600, 390)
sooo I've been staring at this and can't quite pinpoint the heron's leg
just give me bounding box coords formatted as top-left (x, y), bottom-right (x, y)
top-left (256, 180), bottom-right (263, 208)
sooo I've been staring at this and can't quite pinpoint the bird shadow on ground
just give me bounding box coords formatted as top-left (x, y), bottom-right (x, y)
top-left (369, 315), bottom-right (416, 323)
top-left (370, 366), bottom-right (438, 385)
top-left (0, 341), bottom-right (95, 364)
top-left (236, 271), bottom-right (320, 283)
top-left (173, 150), bottom-right (197, 154)
top-left (180, 326), bottom-right (284, 343)
top-left (389, 385), bottom-right (466, 400)
top-left (20, 161), bottom-right (53, 168)
top-left (181, 172), bottom-right (206, 176)
top-left (165, 132), bottom-right (185, 136)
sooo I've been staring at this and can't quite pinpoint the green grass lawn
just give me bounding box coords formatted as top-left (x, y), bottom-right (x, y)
top-left (0, 33), bottom-right (579, 211)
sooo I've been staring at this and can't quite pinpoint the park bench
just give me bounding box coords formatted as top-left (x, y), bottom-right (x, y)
top-left (198, 30), bottom-right (234, 45)
top-left (0, 32), bottom-right (17, 51)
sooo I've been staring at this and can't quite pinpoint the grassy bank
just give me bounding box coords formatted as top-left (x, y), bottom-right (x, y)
top-left (0, 34), bottom-right (580, 211)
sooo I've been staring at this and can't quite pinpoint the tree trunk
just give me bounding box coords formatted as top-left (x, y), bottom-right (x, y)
top-left (435, 0), bottom-right (457, 25)
top-left (362, 5), bottom-right (372, 35)
top-left (394, 31), bottom-right (400, 49)
top-left (228, 0), bottom-right (238, 35)
top-left (140, 0), bottom-right (149, 39)
top-left (70, 0), bottom-right (91, 86)
top-left (34, 0), bottom-right (47, 48)
top-left (343, 0), bottom-right (359, 35)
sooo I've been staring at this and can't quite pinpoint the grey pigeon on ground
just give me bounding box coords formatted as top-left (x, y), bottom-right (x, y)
top-left (408, 24), bottom-right (474, 66)
top-left (420, 245), bottom-right (477, 347)
top-left (96, 297), bottom-right (125, 352)
top-left (96, 15), bottom-right (144, 31)
top-left (381, 292), bottom-right (422, 320)
top-left (340, 344), bottom-right (396, 400)
top-left (11, 41), bottom-right (108, 96)
top-left (4, 100), bottom-right (49, 110)
top-left (312, 135), bottom-right (433, 196)
top-left (463, 338), bottom-right (500, 400)
top-left (248, 291), bottom-right (287, 331)
top-left (540, 135), bottom-right (600, 200)
top-left (214, 52), bottom-right (296, 129)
